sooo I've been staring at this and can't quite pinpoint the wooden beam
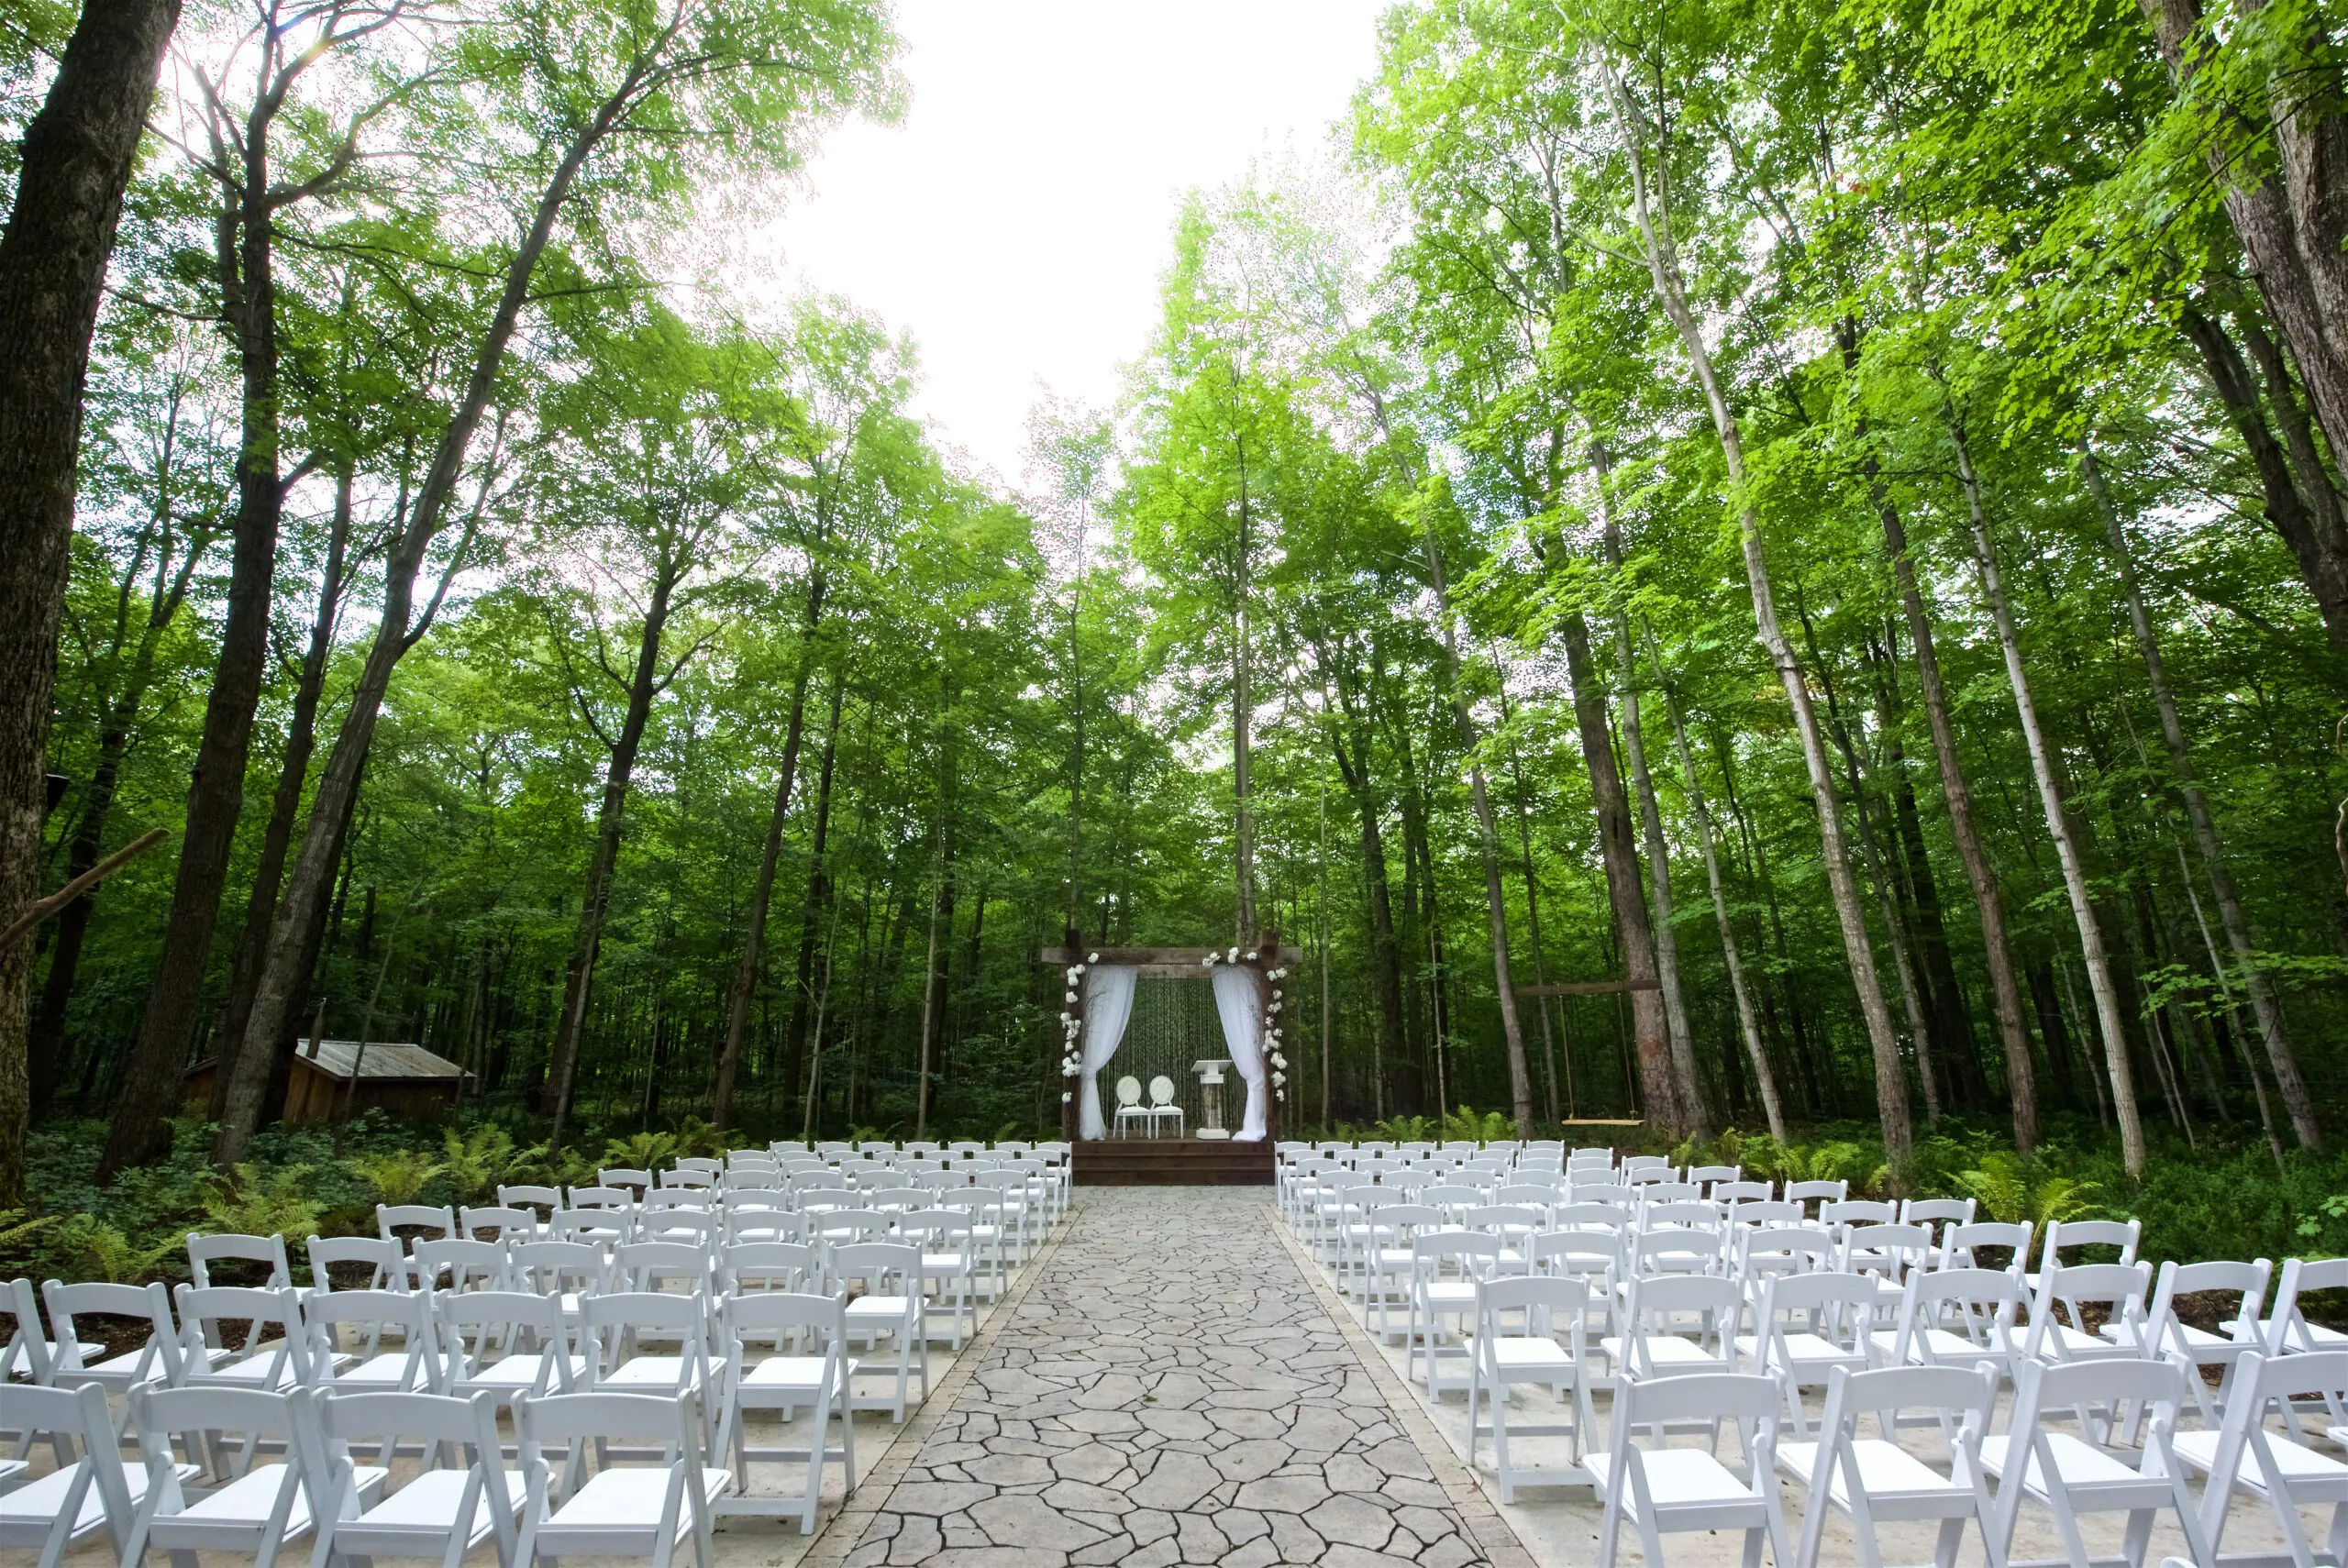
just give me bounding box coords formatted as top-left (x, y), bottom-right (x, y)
top-left (1514, 977), bottom-right (1663, 998)
top-left (1556, 1117), bottom-right (1645, 1126)
top-left (1040, 946), bottom-right (1303, 966)
top-left (0, 826), bottom-right (169, 950)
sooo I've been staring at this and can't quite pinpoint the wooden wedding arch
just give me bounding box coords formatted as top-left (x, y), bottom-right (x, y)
top-left (1038, 928), bottom-right (1302, 1143)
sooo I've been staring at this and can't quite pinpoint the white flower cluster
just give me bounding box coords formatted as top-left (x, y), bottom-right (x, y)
top-left (1263, 966), bottom-right (1288, 1101)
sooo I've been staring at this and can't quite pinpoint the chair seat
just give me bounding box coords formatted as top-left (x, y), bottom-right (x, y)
top-left (545, 1468), bottom-right (730, 1540)
top-left (1589, 1448), bottom-right (1760, 1509)
top-left (741, 1355), bottom-right (855, 1393)
top-left (1487, 1338), bottom-right (1575, 1372)
top-left (600, 1357), bottom-right (701, 1389)
top-left (1779, 1439), bottom-right (1961, 1502)
top-left (1420, 1283), bottom-right (1477, 1308)
top-left (1867, 1328), bottom-right (2005, 1364)
top-left (2174, 1430), bottom-right (2348, 1488)
top-left (2041, 1323), bottom-right (2131, 1357)
top-left (1600, 1335), bottom-right (1719, 1367)
top-left (2099, 1320), bottom-right (2251, 1351)
top-left (846, 1297), bottom-right (914, 1321)
top-left (344, 1468), bottom-right (526, 1541)
top-left (1736, 1332), bottom-right (1860, 1369)
top-left (0, 1460), bottom-right (191, 1542)
top-left (1979, 1432), bottom-right (2141, 1491)
top-left (326, 1351), bottom-right (426, 1390)
top-left (463, 1353), bottom-right (590, 1389)
top-left (919, 1253), bottom-right (969, 1272)
top-left (164, 1462), bottom-right (386, 1538)
top-left (197, 1355), bottom-right (301, 1389)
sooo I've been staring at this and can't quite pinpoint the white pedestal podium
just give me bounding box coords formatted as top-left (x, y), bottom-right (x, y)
top-left (1191, 1059), bottom-right (1231, 1139)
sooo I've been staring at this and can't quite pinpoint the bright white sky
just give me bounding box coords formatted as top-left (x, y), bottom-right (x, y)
top-left (751, 0), bottom-right (1391, 485)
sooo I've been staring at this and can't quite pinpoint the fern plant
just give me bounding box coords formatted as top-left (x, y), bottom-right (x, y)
top-left (439, 1125), bottom-right (518, 1202)
top-left (201, 1163), bottom-right (327, 1238)
top-left (344, 1149), bottom-right (445, 1209)
top-left (602, 1132), bottom-right (679, 1171)
top-left (1440, 1105), bottom-right (1513, 1143)
top-left (46, 1214), bottom-right (178, 1283)
top-left (1954, 1152), bottom-right (2099, 1258)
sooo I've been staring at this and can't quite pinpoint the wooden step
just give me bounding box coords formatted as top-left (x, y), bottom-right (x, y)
top-left (1071, 1138), bottom-right (1276, 1187)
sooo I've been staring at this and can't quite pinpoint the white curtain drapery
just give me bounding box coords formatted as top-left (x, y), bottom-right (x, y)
top-left (1076, 966), bottom-right (1139, 1141)
top-left (1210, 964), bottom-right (1268, 1141)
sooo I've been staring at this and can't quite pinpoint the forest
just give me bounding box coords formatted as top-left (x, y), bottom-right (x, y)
top-left (3, 0), bottom-right (2344, 1246)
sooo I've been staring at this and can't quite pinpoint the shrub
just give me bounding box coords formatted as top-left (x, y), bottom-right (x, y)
top-left (343, 1149), bottom-right (445, 1209)
top-left (200, 1163), bottom-right (327, 1239)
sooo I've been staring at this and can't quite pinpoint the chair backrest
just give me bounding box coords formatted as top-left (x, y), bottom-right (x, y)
top-left (377, 1204), bottom-right (458, 1243)
top-left (1607, 1371), bottom-right (1780, 1467)
top-left (294, 1386), bottom-right (511, 1550)
top-left (1891, 1266), bottom-right (2030, 1364)
top-left (2045, 1217), bottom-right (2142, 1267)
top-left (598, 1168), bottom-right (653, 1193)
top-left (9, 1383), bottom-right (133, 1547)
top-left (2144, 1257), bottom-right (2269, 1353)
top-left (549, 1209), bottom-right (630, 1247)
top-left (1752, 1270), bottom-right (1878, 1361)
top-left (1820, 1198), bottom-right (1898, 1230)
top-left (722, 1242), bottom-right (821, 1294)
top-left (1630, 1225), bottom-right (1724, 1274)
top-left (133, 1382), bottom-right (299, 1489)
top-left (2265, 1256), bottom-right (2348, 1353)
top-left (187, 1230), bottom-right (294, 1288)
top-left (1814, 1362), bottom-right (1996, 1463)
top-left (43, 1278), bottom-right (182, 1382)
top-left (1736, 1224), bottom-right (1838, 1275)
top-left (1569, 1183), bottom-right (1637, 1209)
top-left (1839, 1223), bottom-right (1935, 1282)
top-left (438, 1290), bottom-right (571, 1383)
top-left (829, 1241), bottom-right (921, 1295)
top-left (2027, 1261), bottom-right (2154, 1357)
top-left (1688, 1165), bottom-right (1741, 1186)
top-left (414, 1236), bottom-right (509, 1293)
top-left (302, 1287), bottom-right (437, 1388)
top-left (513, 1387), bottom-right (704, 1494)
top-left (1712, 1181), bottom-right (1773, 1205)
top-left (510, 1240), bottom-right (611, 1300)
top-left (1114, 1075), bottom-right (1143, 1107)
top-left (614, 1240), bottom-right (714, 1295)
top-left (175, 1283), bottom-right (310, 1383)
top-left (460, 1205), bottom-right (538, 1242)
top-left (1641, 1181), bottom-right (1702, 1203)
top-left (1148, 1075), bottom-right (1176, 1106)
top-left (1643, 1200), bottom-right (1723, 1231)
top-left (1940, 1220), bottom-right (2032, 1273)
top-left (1621, 1273), bottom-right (1744, 1363)
top-left (1900, 1197), bottom-right (1977, 1230)
top-left (722, 1288), bottom-right (847, 1361)
top-left (498, 1184), bottom-right (565, 1216)
top-left (308, 1233), bottom-right (410, 1293)
top-left (1477, 1271), bottom-right (1593, 1342)
top-left (580, 1290), bottom-right (711, 1385)
top-left (568, 1185), bottom-right (636, 1210)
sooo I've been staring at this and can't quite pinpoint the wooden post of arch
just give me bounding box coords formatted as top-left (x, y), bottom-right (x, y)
top-left (1060, 924), bottom-right (1084, 1143)
top-left (1249, 928), bottom-right (1281, 1144)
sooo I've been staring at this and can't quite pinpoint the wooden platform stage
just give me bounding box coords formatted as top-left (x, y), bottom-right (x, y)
top-left (1071, 1137), bottom-right (1275, 1187)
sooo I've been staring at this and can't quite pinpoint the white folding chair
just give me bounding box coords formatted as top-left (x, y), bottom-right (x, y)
top-left (126, 1384), bottom-right (381, 1568)
top-left (2176, 1349), bottom-right (2348, 1568)
top-left (1146, 1074), bottom-right (1185, 1138)
top-left (302, 1287), bottom-right (441, 1394)
top-left (412, 1238), bottom-right (509, 1296)
top-left (1112, 1075), bottom-right (1150, 1139)
top-left (0, 1382), bottom-right (173, 1568)
top-left (509, 1240), bottom-right (610, 1328)
top-left (597, 1169), bottom-right (655, 1198)
top-left (2265, 1258), bottom-right (2348, 1356)
top-left (1785, 1179), bottom-right (1849, 1219)
top-left (2028, 1219), bottom-right (2142, 1294)
top-left (1406, 1230), bottom-right (1500, 1395)
top-left (1874, 1267), bottom-right (2032, 1385)
top-left (899, 1209), bottom-right (977, 1348)
top-left (1739, 1271), bottom-right (1876, 1438)
top-left (498, 1186), bottom-right (565, 1220)
top-left (1942, 1220), bottom-right (2034, 1276)
top-left (377, 1204), bottom-right (459, 1244)
top-left (294, 1387), bottom-right (521, 1568)
top-left (832, 1242), bottom-right (928, 1420)
top-left (174, 1285), bottom-right (313, 1390)
top-left (714, 1292), bottom-right (857, 1532)
top-left (1984, 1354), bottom-right (2211, 1568)
top-left (460, 1206), bottom-right (541, 1243)
top-left (721, 1242), bottom-right (822, 1297)
top-left (2104, 1258), bottom-right (2270, 1430)
top-left (440, 1291), bottom-right (587, 1412)
top-left (1604, 1274), bottom-right (1744, 1381)
top-left (189, 1233), bottom-right (294, 1290)
top-left (2026, 1262), bottom-right (2154, 1374)
top-left (44, 1279), bottom-right (183, 1403)
top-left (305, 1236), bottom-right (410, 1296)
top-left (513, 1391), bottom-right (725, 1568)
top-left (1778, 1363), bottom-right (2002, 1568)
top-left (1593, 1371), bottom-right (1789, 1568)
top-left (579, 1290), bottom-right (716, 1446)
top-left (1468, 1274), bottom-right (1596, 1501)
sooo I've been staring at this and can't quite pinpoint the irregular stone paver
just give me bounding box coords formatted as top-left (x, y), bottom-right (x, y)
top-left (840, 1187), bottom-right (1488, 1568)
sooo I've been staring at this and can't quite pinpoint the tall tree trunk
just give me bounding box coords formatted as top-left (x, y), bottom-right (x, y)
top-left (1863, 414), bottom-right (2038, 1151)
top-left (0, 0), bottom-right (183, 1202)
top-left (220, 47), bottom-right (673, 1165)
top-left (1949, 420), bottom-right (2145, 1176)
top-left (1602, 60), bottom-right (1911, 1167)
top-left (539, 573), bottom-right (680, 1153)
top-left (1595, 469), bottom-right (1711, 1137)
top-left (713, 579), bottom-right (825, 1128)
top-left (779, 684), bottom-right (845, 1099)
top-left (205, 466), bottom-right (353, 1125)
top-left (1232, 460), bottom-right (1257, 943)
top-left (2081, 439), bottom-right (2320, 1148)
top-left (2178, 306), bottom-right (2348, 643)
top-left (1556, 605), bottom-right (1684, 1132)
top-left (1422, 531), bottom-right (1534, 1134)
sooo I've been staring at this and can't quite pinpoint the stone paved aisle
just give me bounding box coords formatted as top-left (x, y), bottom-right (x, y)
top-left (837, 1186), bottom-right (1495, 1568)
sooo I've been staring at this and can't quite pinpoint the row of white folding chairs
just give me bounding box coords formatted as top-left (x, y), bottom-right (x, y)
top-left (4, 1365), bottom-right (841, 1568)
top-left (1457, 1271), bottom-right (2345, 1568)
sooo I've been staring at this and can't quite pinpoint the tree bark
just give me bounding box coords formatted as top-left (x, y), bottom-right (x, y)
top-left (1556, 605), bottom-right (1683, 1132)
top-left (1600, 55), bottom-right (1911, 1165)
top-left (1866, 461), bottom-right (2039, 1152)
top-left (2081, 438), bottom-right (2320, 1148)
top-left (1949, 419), bottom-right (2144, 1176)
top-left (0, 0), bottom-right (183, 1202)
top-left (779, 682), bottom-right (845, 1101)
top-left (713, 576), bottom-right (825, 1128)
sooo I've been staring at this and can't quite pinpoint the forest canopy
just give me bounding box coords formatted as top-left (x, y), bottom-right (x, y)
top-left (3, 0), bottom-right (2344, 1207)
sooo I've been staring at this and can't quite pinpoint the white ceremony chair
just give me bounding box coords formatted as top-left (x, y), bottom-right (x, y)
top-left (1529, 1229), bottom-right (1624, 1339)
top-left (900, 1209), bottom-right (978, 1348)
top-left (1714, 1181), bottom-right (1775, 1207)
top-left (1874, 1267), bottom-right (2032, 1383)
top-left (413, 1237), bottom-right (509, 1296)
top-left (1785, 1178), bottom-right (1849, 1218)
top-left (597, 1169), bottom-right (655, 1198)
top-left (2103, 1258), bottom-right (2269, 1430)
top-left (1592, 1371), bottom-right (1789, 1568)
top-left (722, 1242), bottom-right (822, 1297)
top-left (2025, 1262), bottom-right (2154, 1373)
top-left (1941, 1220), bottom-right (2034, 1276)
top-left (3, 1275), bottom-right (55, 1393)
top-left (1468, 1274), bottom-right (1596, 1501)
top-left (1604, 1274), bottom-right (1744, 1382)
top-left (302, 1288), bottom-right (441, 1395)
top-left (509, 1240), bottom-right (610, 1328)
top-left (440, 1291), bottom-right (587, 1412)
top-left (513, 1391), bottom-right (726, 1568)
top-left (498, 1185), bottom-right (565, 1220)
top-left (714, 1292), bottom-right (857, 1533)
top-left (460, 1206), bottom-right (541, 1243)
top-left (189, 1232), bottom-right (295, 1290)
top-left (0, 1382), bottom-right (172, 1568)
top-left (1112, 1076), bottom-right (1151, 1139)
top-left (294, 1387), bottom-right (522, 1568)
top-left (567, 1185), bottom-right (637, 1214)
top-left (1982, 1354), bottom-right (2210, 1568)
top-left (1900, 1196), bottom-right (1977, 1245)
top-left (1738, 1271), bottom-right (1877, 1438)
top-left (1406, 1230), bottom-right (1501, 1396)
top-left (580, 1292), bottom-right (717, 1446)
top-left (833, 1242), bottom-right (928, 1420)
top-left (2265, 1257), bottom-right (2348, 1356)
top-left (44, 1279), bottom-right (183, 1404)
top-left (614, 1239), bottom-right (714, 1297)
top-left (174, 1285), bottom-right (312, 1390)
top-left (126, 1384), bottom-right (383, 1568)
top-left (2176, 1349), bottom-right (2348, 1568)
top-left (1777, 1363), bottom-right (2001, 1568)
top-left (1734, 1224), bottom-right (1837, 1291)
top-left (1838, 1221), bottom-right (1937, 1314)
top-left (378, 1205), bottom-right (458, 1244)
top-left (2027, 1218), bottom-right (2142, 1293)
top-left (548, 1209), bottom-right (630, 1248)
top-left (306, 1236), bottom-right (411, 1296)
top-left (1821, 1198), bottom-right (1899, 1235)
top-left (1146, 1075), bottom-right (1185, 1138)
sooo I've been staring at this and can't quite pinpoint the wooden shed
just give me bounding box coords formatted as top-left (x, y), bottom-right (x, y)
top-left (183, 1039), bottom-right (467, 1124)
